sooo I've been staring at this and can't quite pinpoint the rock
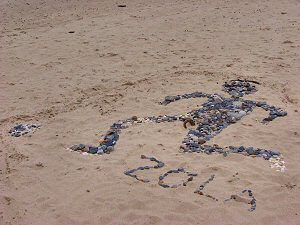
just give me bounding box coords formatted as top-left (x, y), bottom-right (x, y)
top-left (246, 147), bottom-right (255, 155)
top-left (233, 101), bottom-right (242, 108)
top-left (35, 162), bottom-right (44, 167)
top-left (238, 146), bottom-right (245, 152)
top-left (270, 150), bottom-right (280, 156)
top-left (198, 138), bottom-right (206, 145)
top-left (261, 153), bottom-right (270, 159)
top-left (162, 96), bottom-right (180, 105)
top-left (88, 146), bottom-right (98, 154)
top-left (70, 144), bottom-right (86, 151)
top-left (211, 94), bottom-right (224, 103)
top-left (156, 162), bottom-right (165, 168)
top-left (97, 149), bottom-right (104, 154)
top-left (228, 111), bottom-right (246, 120)
top-left (187, 177), bottom-right (193, 181)
top-left (106, 146), bottom-right (114, 152)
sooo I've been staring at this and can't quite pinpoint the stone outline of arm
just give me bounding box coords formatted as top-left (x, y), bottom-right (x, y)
top-left (255, 101), bottom-right (287, 123)
top-left (160, 92), bottom-right (211, 105)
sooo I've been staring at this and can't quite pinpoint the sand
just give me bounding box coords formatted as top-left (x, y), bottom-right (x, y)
top-left (1, 0), bottom-right (300, 224)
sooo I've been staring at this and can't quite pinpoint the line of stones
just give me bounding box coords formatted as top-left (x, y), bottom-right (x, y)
top-left (124, 155), bottom-right (165, 183)
top-left (124, 156), bottom-right (256, 211)
top-left (158, 168), bottom-right (198, 188)
top-left (225, 189), bottom-right (256, 211)
top-left (194, 174), bottom-right (219, 201)
top-left (242, 189), bottom-right (256, 211)
top-left (194, 174), bottom-right (218, 201)
top-left (124, 156), bottom-right (198, 188)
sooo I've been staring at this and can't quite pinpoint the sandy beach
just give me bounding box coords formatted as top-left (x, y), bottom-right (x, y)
top-left (1, 0), bottom-right (300, 224)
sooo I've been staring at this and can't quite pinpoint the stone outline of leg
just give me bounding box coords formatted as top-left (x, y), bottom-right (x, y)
top-left (255, 101), bottom-right (287, 123)
top-left (183, 141), bottom-right (281, 160)
top-left (180, 97), bottom-right (287, 160)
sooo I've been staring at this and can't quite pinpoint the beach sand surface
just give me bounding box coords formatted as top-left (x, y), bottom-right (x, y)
top-left (1, 0), bottom-right (300, 224)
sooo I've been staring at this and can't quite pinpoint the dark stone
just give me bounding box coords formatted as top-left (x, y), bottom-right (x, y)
top-left (88, 146), bottom-right (98, 154)
top-left (246, 147), bottom-right (255, 155)
top-left (198, 138), bottom-right (206, 144)
top-left (269, 150), bottom-right (280, 156)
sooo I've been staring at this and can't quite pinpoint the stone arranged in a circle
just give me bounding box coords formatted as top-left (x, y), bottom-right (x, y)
top-left (158, 168), bottom-right (198, 188)
top-left (225, 189), bottom-right (256, 212)
top-left (124, 155), bottom-right (165, 183)
top-left (9, 123), bottom-right (41, 137)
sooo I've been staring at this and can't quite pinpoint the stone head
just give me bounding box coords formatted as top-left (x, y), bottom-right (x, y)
top-left (223, 80), bottom-right (259, 97)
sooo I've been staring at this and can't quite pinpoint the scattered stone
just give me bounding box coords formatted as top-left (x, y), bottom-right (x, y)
top-left (283, 182), bottom-right (296, 190)
top-left (9, 123), bottom-right (41, 137)
top-left (35, 162), bottom-right (44, 167)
